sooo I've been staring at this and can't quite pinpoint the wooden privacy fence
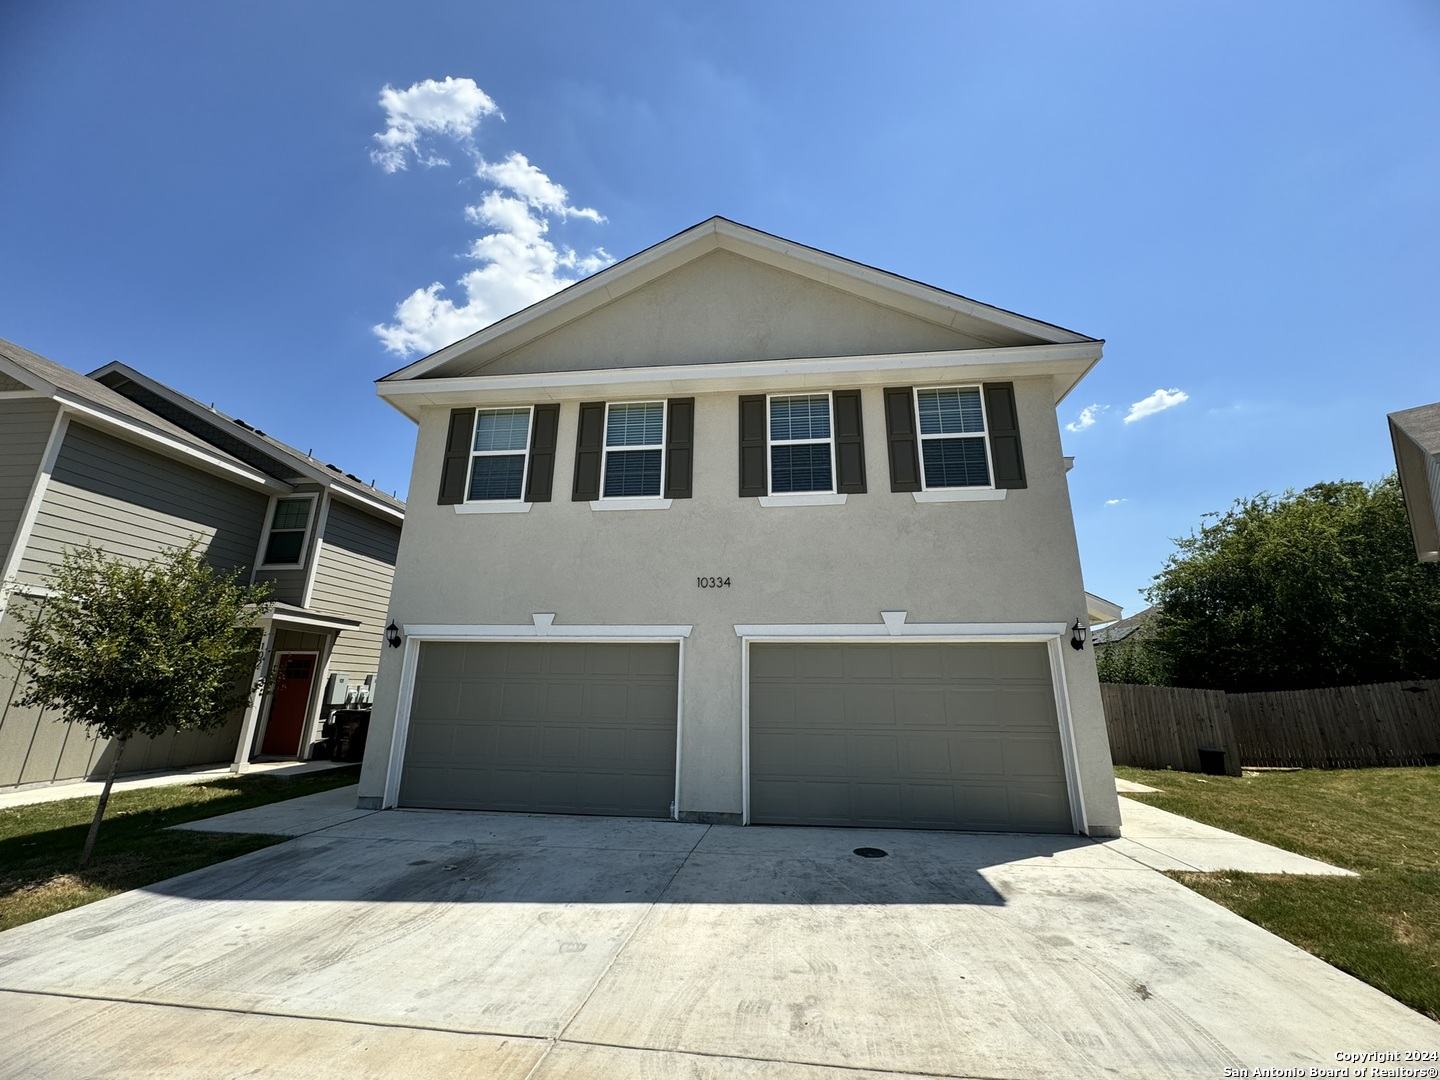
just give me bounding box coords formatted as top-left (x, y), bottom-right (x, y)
top-left (1100, 685), bottom-right (1241, 775)
top-left (1102, 680), bottom-right (1440, 772)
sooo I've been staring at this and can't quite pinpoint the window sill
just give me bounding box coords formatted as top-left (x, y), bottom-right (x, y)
top-left (912, 488), bottom-right (1007, 503)
top-left (757, 493), bottom-right (848, 508)
top-left (590, 498), bottom-right (673, 511)
top-left (454, 502), bottom-right (533, 514)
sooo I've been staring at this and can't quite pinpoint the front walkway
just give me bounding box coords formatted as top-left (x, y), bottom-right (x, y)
top-left (0, 760), bottom-right (351, 811)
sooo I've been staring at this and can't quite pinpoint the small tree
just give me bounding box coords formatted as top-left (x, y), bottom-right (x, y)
top-left (6, 542), bottom-right (272, 868)
top-left (1095, 634), bottom-right (1169, 685)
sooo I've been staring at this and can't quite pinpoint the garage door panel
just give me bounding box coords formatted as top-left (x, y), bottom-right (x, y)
top-left (400, 642), bottom-right (677, 817)
top-left (750, 643), bottom-right (1071, 833)
top-left (794, 646), bottom-right (844, 680)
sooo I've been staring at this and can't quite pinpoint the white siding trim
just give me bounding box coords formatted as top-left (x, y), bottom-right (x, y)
top-left (301, 493), bottom-right (331, 609)
top-left (737, 622), bottom-right (1086, 835)
top-left (0, 411), bottom-right (68, 619)
top-left (382, 623), bottom-right (691, 810)
top-left (231, 625), bottom-right (275, 772)
top-left (0, 390), bottom-right (45, 400)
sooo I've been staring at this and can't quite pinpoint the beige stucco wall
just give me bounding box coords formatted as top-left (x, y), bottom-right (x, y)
top-left (448, 250), bottom-right (1036, 379)
top-left (360, 375), bottom-right (1120, 834)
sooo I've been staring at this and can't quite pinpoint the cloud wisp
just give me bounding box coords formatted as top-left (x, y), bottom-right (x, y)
top-left (371, 77), bottom-right (499, 173)
top-left (1065, 404), bottom-right (1107, 433)
top-left (1124, 388), bottom-right (1189, 423)
top-left (371, 78), bottom-right (612, 358)
top-left (1104, 498), bottom-right (1127, 506)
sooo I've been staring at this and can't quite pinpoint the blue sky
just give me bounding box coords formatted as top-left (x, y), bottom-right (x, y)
top-left (2, 1), bottom-right (1436, 615)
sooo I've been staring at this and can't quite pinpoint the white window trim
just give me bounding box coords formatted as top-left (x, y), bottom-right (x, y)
top-left (381, 613), bottom-right (693, 813)
top-left (914, 384), bottom-right (997, 494)
top-left (912, 488), bottom-right (1006, 503)
top-left (464, 405), bottom-right (534, 506)
top-left (733, 613), bottom-right (1087, 836)
top-left (599, 399), bottom-right (668, 503)
top-left (757, 493), bottom-right (847, 508)
top-left (765, 390), bottom-right (838, 497)
top-left (257, 492), bottom-right (319, 571)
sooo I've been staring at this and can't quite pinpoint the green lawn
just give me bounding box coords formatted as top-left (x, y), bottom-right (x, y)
top-left (0, 766), bottom-right (360, 932)
top-left (1115, 765), bottom-right (1440, 1021)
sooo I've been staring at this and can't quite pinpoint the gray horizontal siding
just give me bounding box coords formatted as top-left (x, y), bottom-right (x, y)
top-left (0, 399), bottom-right (58, 570)
top-left (16, 422), bottom-right (268, 586)
top-left (311, 501), bottom-right (400, 681)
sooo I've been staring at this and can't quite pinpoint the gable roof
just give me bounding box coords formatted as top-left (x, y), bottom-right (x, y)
top-left (1092, 605), bottom-right (1159, 645)
top-left (0, 338), bottom-right (403, 519)
top-left (1388, 401), bottom-right (1440, 562)
top-left (90, 362), bottom-right (404, 519)
top-left (380, 217), bottom-right (1100, 386)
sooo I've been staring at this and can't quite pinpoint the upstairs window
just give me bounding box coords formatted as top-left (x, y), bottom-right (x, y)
top-left (262, 495), bottom-right (315, 566)
top-left (768, 393), bottom-right (834, 494)
top-left (468, 407), bottom-right (532, 501)
top-left (602, 401), bottom-right (665, 498)
top-left (916, 387), bottom-right (991, 488)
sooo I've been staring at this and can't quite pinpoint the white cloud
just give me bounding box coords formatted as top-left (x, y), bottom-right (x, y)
top-left (371, 77), bottom-right (499, 173)
top-left (371, 84), bottom-right (612, 358)
top-left (1124, 388), bottom-right (1189, 423)
top-left (1104, 498), bottom-right (1127, 506)
top-left (1065, 404), bottom-right (1106, 432)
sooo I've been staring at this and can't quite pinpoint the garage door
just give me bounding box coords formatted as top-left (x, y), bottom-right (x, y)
top-left (400, 642), bottom-right (678, 816)
top-left (749, 643), bottom-right (1072, 832)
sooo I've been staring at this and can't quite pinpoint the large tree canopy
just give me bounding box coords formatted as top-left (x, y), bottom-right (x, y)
top-left (1145, 475), bottom-right (1440, 693)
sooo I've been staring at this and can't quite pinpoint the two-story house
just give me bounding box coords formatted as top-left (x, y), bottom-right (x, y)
top-left (0, 338), bottom-right (404, 790)
top-left (358, 218), bottom-right (1122, 836)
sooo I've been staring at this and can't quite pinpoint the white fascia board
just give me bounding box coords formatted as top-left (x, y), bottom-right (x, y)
top-left (53, 395), bottom-right (289, 494)
top-left (0, 354), bottom-right (57, 396)
top-left (1085, 592), bottom-right (1124, 625)
top-left (376, 342), bottom-right (1103, 420)
top-left (326, 483), bottom-right (405, 522)
top-left (402, 623), bottom-right (694, 640)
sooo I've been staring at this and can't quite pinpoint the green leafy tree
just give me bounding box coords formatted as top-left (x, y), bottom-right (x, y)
top-left (1094, 633), bottom-right (1169, 685)
top-left (1146, 475), bottom-right (1440, 692)
top-left (6, 542), bottom-right (272, 867)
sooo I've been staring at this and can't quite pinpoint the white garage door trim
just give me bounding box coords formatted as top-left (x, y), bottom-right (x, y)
top-left (734, 615), bottom-right (1087, 834)
top-left (382, 614), bottom-right (693, 811)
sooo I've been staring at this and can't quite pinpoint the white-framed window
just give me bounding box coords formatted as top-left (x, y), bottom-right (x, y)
top-left (768, 392), bottom-right (835, 495)
top-left (260, 493), bottom-right (318, 567)
top-left (602, 400), bottom-right (665, 499)
top-left (915, 386), bottom-right (993, 489)
top-left (467, 406), bottom-right (533, 502)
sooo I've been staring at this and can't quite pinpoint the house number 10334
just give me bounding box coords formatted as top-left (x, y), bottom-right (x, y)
top-left (697, 576), bottom-right (731, 588)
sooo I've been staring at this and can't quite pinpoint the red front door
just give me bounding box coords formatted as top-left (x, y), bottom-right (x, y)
top-left (260, 653), bottom-right (316, 757)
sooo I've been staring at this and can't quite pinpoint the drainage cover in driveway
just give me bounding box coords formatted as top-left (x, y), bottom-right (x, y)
top-left (853, 847), bottom-right (889, 858)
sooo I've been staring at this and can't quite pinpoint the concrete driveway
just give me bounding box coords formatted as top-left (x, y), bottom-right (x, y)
top-left (1, 800), bottom-right (1436, 1079)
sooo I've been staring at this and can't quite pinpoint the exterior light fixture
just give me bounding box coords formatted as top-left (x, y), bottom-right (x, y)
top-left (385, 621), bottom-right (402, 649)
top-left (1070, 619), bottom-right (1088, 651)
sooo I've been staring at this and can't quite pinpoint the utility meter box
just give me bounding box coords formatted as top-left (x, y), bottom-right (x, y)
top-left (324, 673), bottom-right (349, 707)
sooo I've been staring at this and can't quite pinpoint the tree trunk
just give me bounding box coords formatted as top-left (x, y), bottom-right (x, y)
top-left (79, 738), bottom-right (127, 871)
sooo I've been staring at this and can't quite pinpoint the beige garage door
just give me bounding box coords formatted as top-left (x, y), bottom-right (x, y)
top-left (749, 643), bottom-right (1072, 832)
top-left (400, 642), bottom-right (678, 817)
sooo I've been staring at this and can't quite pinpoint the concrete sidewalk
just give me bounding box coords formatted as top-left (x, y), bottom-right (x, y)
top-left (0, 760), bottom-right (354, 812)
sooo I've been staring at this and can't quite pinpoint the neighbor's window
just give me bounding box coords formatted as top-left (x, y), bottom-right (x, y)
top-left (769, 393), bottom-right (833, 494)
top-left (263, 497), bottom-right (313, 565)
top-left (916, 386), bottom-right (991, 488)
top-left (468, 407), bottom-right (532, 501)
top-left (602, 401), bottom-right (664, 498)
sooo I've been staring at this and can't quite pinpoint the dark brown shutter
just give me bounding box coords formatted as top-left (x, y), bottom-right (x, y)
top-left (571, 401), bottom-right (605, 501)
top-left (438, 408), bottom-right (475, 505)
top-left (832, 389), bottom-right (866, 494)
top-left (983, 382), bottom-right (1027, 489)
top-left (524, 404), bottom-right (560, 502)
top-left (664, 398), bottom-right (694, 499)
top-left (883, 388), bottom-right (921, 492)
top-left (738, 394), bottom-right (767, 497)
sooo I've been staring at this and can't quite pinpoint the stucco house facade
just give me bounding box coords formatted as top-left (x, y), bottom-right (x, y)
top-left (1389, 401), bottom-right (1440, 563)
top-left (0, 338), bottom-right (404, 790)
top-left (359, 218), bottom-right (1122, 837)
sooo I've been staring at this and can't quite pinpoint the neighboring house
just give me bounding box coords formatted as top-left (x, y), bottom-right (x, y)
top-left (358, 217), bottom-right (1123, 837)
top-left (0, 338), bottom-right (405, 790)
top-left (1091, 605), bottom-right (1158, 653)
top-left (1389, 402), bottom-right (1440, 563)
